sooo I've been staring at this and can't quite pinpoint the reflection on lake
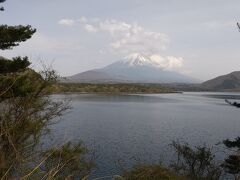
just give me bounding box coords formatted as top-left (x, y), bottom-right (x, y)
top-left (48, 92), bottom-right (240, 177)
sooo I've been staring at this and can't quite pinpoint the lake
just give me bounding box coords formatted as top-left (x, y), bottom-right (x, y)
top-left (48, 92), bottom-right (240, 178)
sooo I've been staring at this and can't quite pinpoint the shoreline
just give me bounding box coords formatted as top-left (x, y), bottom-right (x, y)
top-left (50, 91), bottom-right (182, 95)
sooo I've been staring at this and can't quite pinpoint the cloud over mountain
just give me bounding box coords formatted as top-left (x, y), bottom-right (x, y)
top-left (59, 16), bottom-right (186, 73)
top-left (149, 55), bottom-right (183, 71)
top-left (59, 17), bottom-right (169, 54)
top-left (58, 19), bottom-right (75, 26)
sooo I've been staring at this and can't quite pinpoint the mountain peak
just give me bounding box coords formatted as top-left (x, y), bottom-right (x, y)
top-left (123, 53), bottom-right (159, 67)
top-left (125, 53), bottom-right (148, 60)
top-left (123, 53), bottom-right (150, 66)
top-left (68, 53), bottom-right (196, 83)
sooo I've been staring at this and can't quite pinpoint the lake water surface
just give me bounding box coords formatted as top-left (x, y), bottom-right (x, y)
top-left (48, 92), bottom-right (240, 178)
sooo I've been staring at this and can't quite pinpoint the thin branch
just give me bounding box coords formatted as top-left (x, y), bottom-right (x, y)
top-left (21, 151), bottom-right (54, 179)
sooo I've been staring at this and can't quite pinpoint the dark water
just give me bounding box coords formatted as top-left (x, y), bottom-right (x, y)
top-left (48, 92), bottom-right (240, 178)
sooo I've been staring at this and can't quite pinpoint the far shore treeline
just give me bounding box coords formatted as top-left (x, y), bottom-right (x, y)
top-left (48, 82), bottom-right (233, 94)
top-left (48, 83), bottom-right (177, 94)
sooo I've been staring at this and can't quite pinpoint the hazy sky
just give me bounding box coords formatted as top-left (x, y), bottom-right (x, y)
top-left (1, 0), bottom-right (240, 81)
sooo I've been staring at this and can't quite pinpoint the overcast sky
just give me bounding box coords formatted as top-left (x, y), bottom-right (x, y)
top-left (1, 0), bottom-right (240, 81)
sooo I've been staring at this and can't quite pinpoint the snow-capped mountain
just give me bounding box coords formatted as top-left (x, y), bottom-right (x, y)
top-left (109, 53), bottom-right (161, 67)
top-left (68, 54), bottom-right (196, 83)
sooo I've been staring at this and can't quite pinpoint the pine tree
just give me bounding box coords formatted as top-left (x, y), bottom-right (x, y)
top-left (0, 1), bottom-right (93, 178)
top-left (0, 1), bottom-right (36, 50)
top-left (0, 25), bottom-right (36, 50)
top-left (0, 0), bottom-right (5, 11)
top-left (0, 0), bottom-right (35, 74)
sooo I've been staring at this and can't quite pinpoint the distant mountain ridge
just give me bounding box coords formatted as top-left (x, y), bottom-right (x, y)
top-left (201, 71), bottom-right (240, 90)
top-left (67, 54), bottom-right (196, 84)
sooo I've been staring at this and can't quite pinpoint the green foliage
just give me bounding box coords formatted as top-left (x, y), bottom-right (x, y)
top-left (0, 56), bottom-right (31, 74)
top-left (223, 155), bottom-right (240, 175)
top-left (0, 2), bottom-right (94, 178)
top-left (0, 69), bottom-right (43, 98)
top-left (222, 138), bottom-right (240, 177)
top-left (223, 137), bottom-right (240, 149)
top-left (50, 83), bottom-right (175, 94)
top-left (0, 65), bottom-right (96, 179)
top-left (0, 25), bottom-right (36, 50)
top-left (170, 141), bottom-right (222, 179)
top-left (124, 141), bottom-right (222, 180)
top-left (123, 164), bottom-right (186, 180)
top-left (0, 56), bottom-right (32, 98)
top-left (0, 68), bottom-right (69, 178)
top-left (41, 142), bottom-right (94, 179)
